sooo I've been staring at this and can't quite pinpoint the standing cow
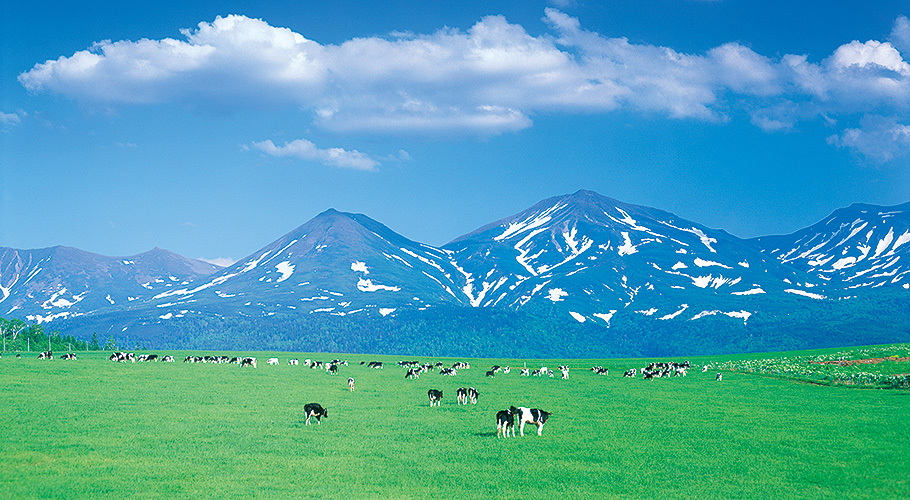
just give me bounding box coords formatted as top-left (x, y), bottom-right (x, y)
top-left (511, 406), bottom-right (551, 436)
top-left (496, 408), bottom-right (516, 438)
top-left (304, 403), bottom-right (328, 425)
top-left (427, 389), bottom-right (443, 407)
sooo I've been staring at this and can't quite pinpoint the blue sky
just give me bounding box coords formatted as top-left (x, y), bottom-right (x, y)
top-left (2, 0), bottom-right (910, 265)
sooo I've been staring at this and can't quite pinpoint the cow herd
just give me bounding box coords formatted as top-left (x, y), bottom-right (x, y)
top-left (20, 351), bottom-right (724, 437)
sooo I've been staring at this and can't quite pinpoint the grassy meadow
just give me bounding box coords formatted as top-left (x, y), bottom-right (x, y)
top-left (1, 347), bottom-right (908, 499)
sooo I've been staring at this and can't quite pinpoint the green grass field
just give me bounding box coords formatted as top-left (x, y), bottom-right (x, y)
top-left (1, 347), bottom-right (908, 499)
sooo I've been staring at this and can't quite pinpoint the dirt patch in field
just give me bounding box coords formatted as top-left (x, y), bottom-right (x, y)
top-left (809, 357), bottom-right (910, 366)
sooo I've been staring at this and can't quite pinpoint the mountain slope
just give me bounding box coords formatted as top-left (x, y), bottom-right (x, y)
top-left (0, 246), bottom-right (221, 321)
top-left (444, 190), bottom-right (828, 325)
top-left (752, 202), bottom-right (910, 291)
top-left (149, 209), bottom-right (467, 320)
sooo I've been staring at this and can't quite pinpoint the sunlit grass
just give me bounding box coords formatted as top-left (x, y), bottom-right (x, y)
top-left (1, 347), bottom-right (908, 499)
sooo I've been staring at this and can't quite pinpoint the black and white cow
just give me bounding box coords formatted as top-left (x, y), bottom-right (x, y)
top-left (485, 370), bottom-right (496, 378)
top-left (623, 368), bottom-right (636, 377)
top-left (427, 389), bottom-right (443, 407)
top-left (38, 351), bottom-right (53, 360)
top-left (439, 368), bottom-right (457, 376)
top-left (240, 357), bottom-right (257, 368)
top-left (61, 353), bottom-right (77, 360)
top-left (348, 377), bottom-right (355, 391)
top-left (456, 387), bottom-right (468, 405)
top-left (405, 368), bottom-right (420, 379)
top-left (511, 406), bottom-right (551, 436)
top-left (467, 387), bottom-right (478, 405)
top-left (163, 355), bottom-right (175, 362)
top-left (303, 403), bottom-right (328, 425)
top-left (367, 361), bottom-right (383, 369)
top-left (716, 372), bottom-right (723, 381)
top-left (496, 408), bottom-right (516, 438)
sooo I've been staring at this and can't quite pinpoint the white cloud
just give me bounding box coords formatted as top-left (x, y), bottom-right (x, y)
top-left (828, 115), bottom-right (910, 162)
top-left (16, 10), bottom-right (910, 162)
top-left (251, 138), bottom-right (380, 170)
top-left (0, 111), bottom-right (23, 127)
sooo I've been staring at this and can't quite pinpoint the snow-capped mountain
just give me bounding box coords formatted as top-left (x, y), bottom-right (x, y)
top-left (443, 190), bottom-right (825, 325)
top-left (752, 202), bottom-right (910, 291)
top-left (149, 209), bottom-right (467, 320)
top-left (3, 191), bottom-right (909, 354)
top-left (0, 246), bottom-right (221, 322)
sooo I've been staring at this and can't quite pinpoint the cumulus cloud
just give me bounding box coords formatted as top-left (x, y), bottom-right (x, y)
top-left (251, 138), bottom-right (380, 170)
top-left (16, 10), bottom-right (910, 162)
top-left (828, 115), bottom-right (910, 162)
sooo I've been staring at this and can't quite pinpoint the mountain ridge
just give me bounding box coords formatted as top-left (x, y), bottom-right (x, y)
top-left (2, 190), bottom-right (909, 355)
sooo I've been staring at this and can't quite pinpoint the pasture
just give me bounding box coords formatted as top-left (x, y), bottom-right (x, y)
top-left (1, 348), bottom-right (908, 499)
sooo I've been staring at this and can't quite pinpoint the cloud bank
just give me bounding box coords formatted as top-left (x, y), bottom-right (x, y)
top-left (18, 10), bottom-right (910, 161)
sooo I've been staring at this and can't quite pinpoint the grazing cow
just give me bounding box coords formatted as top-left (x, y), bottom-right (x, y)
top-left (348, 377), bottom-right (355, 391)
top-left (485, 370), bottom-right (496, 378)
top-left (702, 365), bottom-right (709, 373)
top-left (61, 353), bottom-right (77, 360)
top-left (502, 367), bottom-right (511, 374)
top-left (405, 368), bottom-right (420, 379)
top-left (468, 387), bottom-right (478, 405)
top-left (240, 357), bottom-right (257, 368)
top-left (267, 358), bottom-right (279, 366)
top-left (288, 358), bottom-right (299, 366)
top-left (38, 351), bottom-right (53, 360)
top-left (439, 368), bottom-right (457, 376)
top-left (367, 361), bottom-right (383, 369)
top-left (304, 403), bottom-right (328, 425)
top-left (427, 389), bottom-right (443, 407)
top-left (561, 367), bottom-right (569, 379)
top-left (496, 408), bottom-right (516, 438)
top-left (327, 364), bottom-right (338, 375)
top-left (592, 366), bottom-right (609, 376)
top-left (716, 372), bottom-right (723, 381)
top-left (16, 354), bottom-right (21, 359)
top-left (520, 368), bottom-right (530, 377)
top-left (456, 387), bottom-right (468, 405)
top-left (512, 406), bottom-right (551, 436)
top-left (623, 368), bottom-right (635, 377)
top-left (163, 355), bottom-right (175, 362)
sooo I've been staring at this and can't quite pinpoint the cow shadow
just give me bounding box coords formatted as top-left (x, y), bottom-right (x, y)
top-left (472, 431), bottom-right (497, 438)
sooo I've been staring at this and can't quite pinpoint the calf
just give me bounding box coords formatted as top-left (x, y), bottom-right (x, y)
top-left (303, 403), bottom-right (328, 425)
top-left (456, 387), bottom-right (468, 405)
top-left (427, 389), bottom-right (443, 407)
top-left (496, 408), bottom-right (516, 438)
top-left (467, 387), bottom-right (478, 405)
top-left (511, 406), bottom-right (551, 436)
